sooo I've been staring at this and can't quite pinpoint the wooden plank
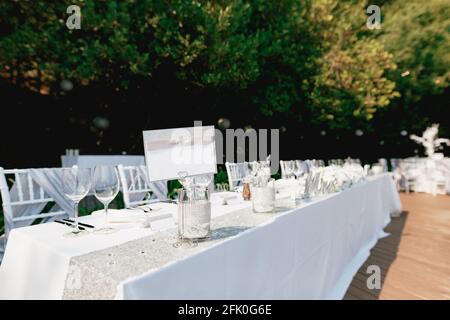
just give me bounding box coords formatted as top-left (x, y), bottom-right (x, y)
top-left (344, 193), bottom-right (450, 300)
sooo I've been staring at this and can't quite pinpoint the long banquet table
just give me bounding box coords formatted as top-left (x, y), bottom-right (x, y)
top-left (0, 173), bottom-right (401, 300)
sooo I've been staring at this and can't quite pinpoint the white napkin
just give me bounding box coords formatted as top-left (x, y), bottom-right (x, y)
top-left (91, 209), bottom-right (149, 226)
top-left (140, 203), bottom-right (178, 230)
top-left (210, 192), bottom-right (242, 206)
top-left (91, 204), bottom-right (177, 231)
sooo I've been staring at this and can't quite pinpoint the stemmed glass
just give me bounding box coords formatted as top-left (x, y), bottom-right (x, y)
top-left (62, 167), bottom-right (92, 237)
top-left (92, 165), bottom-right (120, 234)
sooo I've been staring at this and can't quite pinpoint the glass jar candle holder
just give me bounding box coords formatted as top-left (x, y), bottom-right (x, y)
top-left (178, 187), bottom-right (211, 240)
top-left (251, 179), bottom-right (276, 213)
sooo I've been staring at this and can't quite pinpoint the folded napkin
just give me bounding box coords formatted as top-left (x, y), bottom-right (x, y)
top-left (210, 192), bottom-right (242, 205)
top-left (91, 204), bottom-right (177, 231)
top-left (91, 209), bottom-right (148, 226)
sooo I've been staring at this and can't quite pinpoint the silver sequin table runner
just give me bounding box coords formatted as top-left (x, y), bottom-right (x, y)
top-left (62, 202), bottom-right (294, 299)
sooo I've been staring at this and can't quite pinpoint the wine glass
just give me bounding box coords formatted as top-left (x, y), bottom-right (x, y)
top-left (92, 165), bottom-right (120, 234)
top-left (62, 167), bottom-right (92, 237)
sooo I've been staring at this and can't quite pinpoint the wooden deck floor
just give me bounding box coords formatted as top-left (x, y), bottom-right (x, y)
top-left (344, 193), bottom-right (450, 300)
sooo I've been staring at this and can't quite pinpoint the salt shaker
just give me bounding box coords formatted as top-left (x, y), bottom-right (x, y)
top-left (242, 182), bottom-right (251, 200)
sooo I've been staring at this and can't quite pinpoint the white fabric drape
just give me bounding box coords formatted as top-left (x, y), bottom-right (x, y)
top-left (61, 155), bottom-right (145, 168)
top-left (28, 169), bottom-right (74, 216)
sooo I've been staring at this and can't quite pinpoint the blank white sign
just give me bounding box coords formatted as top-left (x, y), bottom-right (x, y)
top-left (143, 126), bottom-right (217, 182)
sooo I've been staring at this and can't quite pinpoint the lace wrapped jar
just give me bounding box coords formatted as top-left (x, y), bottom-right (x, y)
top-left (178, 187), bottom-right (211, 239)
top-left (251, 179), bottom-right (276, 213)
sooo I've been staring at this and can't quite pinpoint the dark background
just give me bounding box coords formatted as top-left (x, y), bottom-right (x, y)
top-left (1, 79), bottom-right (448, 170)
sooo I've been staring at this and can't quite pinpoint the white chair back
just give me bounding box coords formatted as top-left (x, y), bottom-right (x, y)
top-left (0, 168), bottom-right (66, 239)
top-left (280, 160), bottom-right (295, 179)
top-left (61, 149), bottom-right (80, 167)
top-left (225, 162), bottom-right (249, 190)
top-left (117, 165), bottom-right (160, 208)
top-left (378, 158), bottom-right (388, 172)
top-left (390, 158), bottom-right (401, 172)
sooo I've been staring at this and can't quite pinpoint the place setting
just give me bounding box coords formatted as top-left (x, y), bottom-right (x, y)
top-left (58, 165), bottom-right (177, 238)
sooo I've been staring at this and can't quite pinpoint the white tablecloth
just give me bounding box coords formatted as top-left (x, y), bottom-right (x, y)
top-left (61, 155), bottom-right (145, 168)
top-left (0, 174), bottom-right (401, 299)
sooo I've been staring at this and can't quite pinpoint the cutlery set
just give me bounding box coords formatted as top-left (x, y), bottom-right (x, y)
top-left (55, 219), bottom-right (95, 231)
top-left (55, 203), bottom-right (172, 231)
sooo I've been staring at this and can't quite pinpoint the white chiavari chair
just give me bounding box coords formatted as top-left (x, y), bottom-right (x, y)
top-left (0, 168), bottom-right (67, 240)
top-left (280, 160), bottom-right (296, 179)
top-left (117, 165), bottom-right (163, 208)
top-left (401, 160), bottom-right (419, 193)
top-left (431, 171), bottom-right (447, 196)
top-left (225, 162), bottom-right (249, 191)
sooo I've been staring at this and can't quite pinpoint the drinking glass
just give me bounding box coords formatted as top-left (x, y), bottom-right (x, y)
top-left (62, 167), bottom-right (92, 237)
top-left (92, 165), bottom-right (120, 234)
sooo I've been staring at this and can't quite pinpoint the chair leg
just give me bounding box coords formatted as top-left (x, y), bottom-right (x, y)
top-left (0, 235), bottom-right (5, 261)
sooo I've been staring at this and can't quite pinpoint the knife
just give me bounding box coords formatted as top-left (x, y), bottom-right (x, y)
top-left (55, 220), bottom-right (86, 230)
top-left (62, 218), bottom-right (95, 229)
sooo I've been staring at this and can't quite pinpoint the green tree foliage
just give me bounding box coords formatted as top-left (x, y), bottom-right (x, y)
top-left (377, 0), bottom-right (450, 103)
top-left (0, 0), bottom-right (445, 131)
top-left (311, 38), bottom-right (399, 129)
top-left (309, 0), bottom-right (399, 129)
top-left (0, 1), bottom-right (321, 99)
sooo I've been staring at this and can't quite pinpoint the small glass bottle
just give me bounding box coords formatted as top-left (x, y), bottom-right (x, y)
top-left (242, 182), bottom-right (251, 200)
